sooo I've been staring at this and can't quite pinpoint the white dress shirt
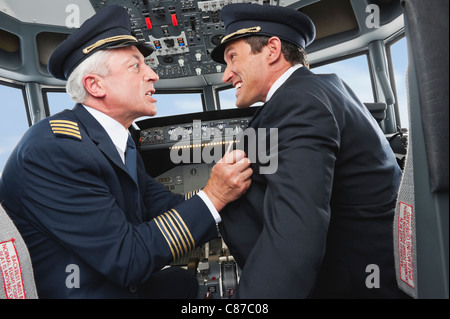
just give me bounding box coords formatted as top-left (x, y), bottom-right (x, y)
top-left (82, 105), bottom-right (221, 223)
top-left (83, 105), bottom-right (128, 163)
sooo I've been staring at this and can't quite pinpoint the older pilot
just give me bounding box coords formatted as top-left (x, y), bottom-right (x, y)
top-left (0, 5), bottom-right (252, 298)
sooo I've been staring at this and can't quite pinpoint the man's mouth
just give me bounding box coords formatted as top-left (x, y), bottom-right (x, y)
top-left (235, 82), bottom-right (243, 90)
top-left (145, 89), bottom-right (157, 103)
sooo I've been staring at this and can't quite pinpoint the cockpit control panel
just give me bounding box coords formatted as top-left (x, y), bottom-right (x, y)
top-left (89, 0), bottom-right (276, 79)
top-left (135, 108), bottom-right (256, 298)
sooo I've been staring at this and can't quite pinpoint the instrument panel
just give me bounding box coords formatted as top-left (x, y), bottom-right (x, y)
top-left (139, 115), bottom-right (251, 150)
top-left (136, 108), bottom-right (257, 298)
top-left (136, 107), bottom-right (256, 148)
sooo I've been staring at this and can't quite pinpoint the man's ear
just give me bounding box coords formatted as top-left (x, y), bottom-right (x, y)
top-left (266, 37), bottom-right (282, 64)
top-left (82, 74), bottom-right (106, 98)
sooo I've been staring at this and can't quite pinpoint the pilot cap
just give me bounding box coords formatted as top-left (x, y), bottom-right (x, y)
top-left (211, 3), bottom-right (316, 64)
top-left (48, 5), bottom-right (154, 80)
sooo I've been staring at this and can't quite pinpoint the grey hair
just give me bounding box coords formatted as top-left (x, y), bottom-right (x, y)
top-left (66, 49), bottom-right (114, 103)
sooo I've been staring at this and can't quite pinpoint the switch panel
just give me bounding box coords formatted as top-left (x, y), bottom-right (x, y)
top-left (89, 0), bottom-right (277, 79)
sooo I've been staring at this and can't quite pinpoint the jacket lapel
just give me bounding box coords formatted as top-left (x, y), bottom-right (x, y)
top-left (71, 104), bottom-right (134, 181)
top-left (71, 104), bottom-right (144, 220)
top-left (73, 104), bottom-right (142, 192)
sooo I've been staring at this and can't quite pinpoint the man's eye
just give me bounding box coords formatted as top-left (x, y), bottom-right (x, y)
top-left (227, 54), bottom-right (236, 62)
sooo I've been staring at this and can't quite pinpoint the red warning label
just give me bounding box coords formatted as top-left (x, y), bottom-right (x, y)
top-left (0, 239), bottom-right (26, 299)
top-left (397, 202), bottom-right (415, 288)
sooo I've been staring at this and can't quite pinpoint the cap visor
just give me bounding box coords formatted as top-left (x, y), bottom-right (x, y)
top-left (211, 33), bottom-right (252, 64)
top-left (106, 41), bottom-right (154, 57)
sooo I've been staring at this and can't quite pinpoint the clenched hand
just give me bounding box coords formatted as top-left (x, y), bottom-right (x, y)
top-left (203, 149), bottom-right (252, 212)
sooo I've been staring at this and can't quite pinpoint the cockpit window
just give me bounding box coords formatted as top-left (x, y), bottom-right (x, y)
top-left (0, 82), bottom-right (29, 173)
top-left (312, 54), bottom-right (375, 103)
top-left (44, 89), bottom-right (204, 121)
top-left (388, 37), bottom-right (408, 128)
top-left (218, 87), bottom-right (263, 110)
top-left (45, 90), bottom-right (75, 115)
top-left (137, 91), bottom-right (204, 120)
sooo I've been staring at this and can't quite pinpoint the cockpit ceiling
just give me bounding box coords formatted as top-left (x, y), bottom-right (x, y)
top-left (301, 0), bottom-right (359, 40)
top-left (0, 0), bottom-right (404, 88)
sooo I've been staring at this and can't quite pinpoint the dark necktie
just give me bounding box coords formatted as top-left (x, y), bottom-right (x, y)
top-left (125, 135), bottom-right (142, 215)
top-left (125, 135), bottom-right (137, 183)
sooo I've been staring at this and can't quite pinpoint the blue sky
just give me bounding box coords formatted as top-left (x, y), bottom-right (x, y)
top-left (0, 38), bottom-right (408, 173)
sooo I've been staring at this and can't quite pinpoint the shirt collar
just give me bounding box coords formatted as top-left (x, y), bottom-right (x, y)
top-left (266, 64), bottom-right (303, 102)
top-left (82, 105), bottom-right (129, 163)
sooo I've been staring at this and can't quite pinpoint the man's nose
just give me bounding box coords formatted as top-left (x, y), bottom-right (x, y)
top-left (144, 64), bottom-right (159, 83)
top-left (222, 64), bottom-right (233, 83)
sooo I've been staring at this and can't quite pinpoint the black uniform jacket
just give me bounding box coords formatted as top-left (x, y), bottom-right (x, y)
top-left (1, 104), bottom-right (217, 298)
top-left (220, 67), bottom-right (406, 298)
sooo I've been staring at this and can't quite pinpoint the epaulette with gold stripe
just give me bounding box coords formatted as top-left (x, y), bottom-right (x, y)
top-left (155, 209), bottom-right (195, 261)
top-left (184, 188), bottom-right (201, 200)
top-left (49, 120), bottom-right (82, 140)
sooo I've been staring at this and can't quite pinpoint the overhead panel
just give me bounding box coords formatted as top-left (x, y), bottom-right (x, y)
top-left (89, 0), bottom-right (277, 80)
